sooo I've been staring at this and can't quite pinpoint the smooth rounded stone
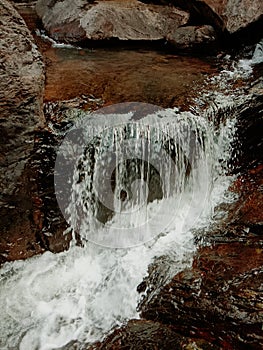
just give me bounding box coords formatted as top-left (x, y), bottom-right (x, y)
top-left (166, 25), bottom-right (217, 49)
top-left (36, 0), bottom-right (189, 43)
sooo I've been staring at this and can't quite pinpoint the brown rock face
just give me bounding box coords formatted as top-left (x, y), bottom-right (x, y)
top-left (0, 0), bottom-right (45, 196)
top-left (0, 0), bottom-right (45, 263)
top-left (143, 0), bottom-right (263, 34)
top-left (166, 25), bottom-right (216, 50)
top-left (89, 319), bottom-right (220, 350)
top-left (202, 0), bottom-right (263, 33)
top-left (140, 241), bottom-right (263, 349)
top-left (36, 0), bottom-right (189, 43)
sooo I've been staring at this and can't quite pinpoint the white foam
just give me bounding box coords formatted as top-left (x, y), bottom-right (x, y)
top-left (0, 106), bottom-right (237, 349)
top-left (35, 29), bottom-right (81, 50)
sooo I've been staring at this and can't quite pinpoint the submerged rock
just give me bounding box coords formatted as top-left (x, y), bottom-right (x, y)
top-left (36, 0), bottom-right (189, 43)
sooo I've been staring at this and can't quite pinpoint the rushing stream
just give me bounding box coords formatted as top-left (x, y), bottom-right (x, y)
top-left (0, 107), bottom-right (236, 349)
top-left (0, 35), bottom-right (261, 349)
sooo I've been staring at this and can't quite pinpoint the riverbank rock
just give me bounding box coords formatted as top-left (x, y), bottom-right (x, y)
top-left (89, 319), bottom-right (220, 350)
top-left (0, 0), bottom-right (46, 263)
top-left (167, 25), bottom-right (217, 50)
top-left (137, 154), bottom-right (263, 349)
top-left (139, 240), bottom-right (263, 349)
top-left (143, 0), bottom-right (263, 35)
top-left (199, 0), bottom-right (263, 34)
top-left (36, 0), bottom-right (189, 43)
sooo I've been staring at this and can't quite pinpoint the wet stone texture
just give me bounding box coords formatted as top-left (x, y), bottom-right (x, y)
top-left (89, 319), bottom-right (221, 350)
top-left (0, 0), bottom-right (45, 264)
top-left (136, 163), bottom-right (263, 350)
top-left (139, 242), bottom-right (263, 349)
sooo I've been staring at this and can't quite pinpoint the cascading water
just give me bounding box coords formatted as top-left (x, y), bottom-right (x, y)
top-left (10, 33), bottom-right (263, 347)
top-left (56, 105), bottom-right (218, 249)
top-left (0, 101), bottom-right (237, 350)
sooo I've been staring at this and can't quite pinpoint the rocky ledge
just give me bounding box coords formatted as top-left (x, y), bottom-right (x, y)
top-left (143, 0), bottom-right (263, 36)
top-left (35, 0), bottom-right (262, 50)
top-left (36, 0), bottom-right (189, 43)
top-left (35, 0), bottom-right (219, 50)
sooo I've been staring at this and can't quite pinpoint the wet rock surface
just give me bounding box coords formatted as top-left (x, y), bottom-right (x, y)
top-left (0, 0), bottom-right (45, 263)
top-left (0, 0), bottom-right (44, 196)
top-left (136, 160), bottom-right (263, 349)
top-left (89, 319), bottom-right (220, 350)
top-left (139, 240), bottom-right (263, 349)
top-left (36, 0), bottom-right (189, 44)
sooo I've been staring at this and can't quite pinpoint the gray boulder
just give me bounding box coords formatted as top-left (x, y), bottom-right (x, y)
top-left (36, 0), bottom-right (189, 43)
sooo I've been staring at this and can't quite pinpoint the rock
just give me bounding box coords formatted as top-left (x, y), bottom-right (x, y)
top-left (228, 164), bottom-right (263, 234)
top-left (235, 92), bottom-right (263, 172)
top-left (140, 240), bottom-right (263, 349)
top-left (166, 25), bottom-right (217, 50)
top-left (0, 0), bottom-right (46, 263)
top-left (0, 0), bottom-right (45, 196)
top-left (142, 0), bottom-right (263, 35)
top-left (36, 0), bottom-right (189, 43)
top-left (88, 319), bottom-right (220, 350)
top-left (201, 0), bottom-right (263, 34)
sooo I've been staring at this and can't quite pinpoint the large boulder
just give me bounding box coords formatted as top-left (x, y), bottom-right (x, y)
top-left (201, 0), bottom-right (263, 33)
top-left (0, 0), bottom-right (45, 263)
top-left (142, 0), bottom-right (263, 34)
top-left (36, 0), bottom-right (189, 43)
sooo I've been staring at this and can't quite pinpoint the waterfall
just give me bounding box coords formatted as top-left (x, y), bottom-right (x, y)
top-left (0, 100), bottom-right (237, 350)
top-left (55, 105), bottom-right (220, 249)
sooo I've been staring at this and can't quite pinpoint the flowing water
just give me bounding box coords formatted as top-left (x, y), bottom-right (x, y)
top-left (0, 103), bottom-right (237, 350)
top-left (1, 23), bottom-right (261, 348)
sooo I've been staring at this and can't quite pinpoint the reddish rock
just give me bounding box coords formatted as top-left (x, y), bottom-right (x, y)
top-left (229, 164), bottom-right (263, 232)
top-left (88, 319), bottom-right (220, 350)
top-left (140, 240), bottom-right (263, 349)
